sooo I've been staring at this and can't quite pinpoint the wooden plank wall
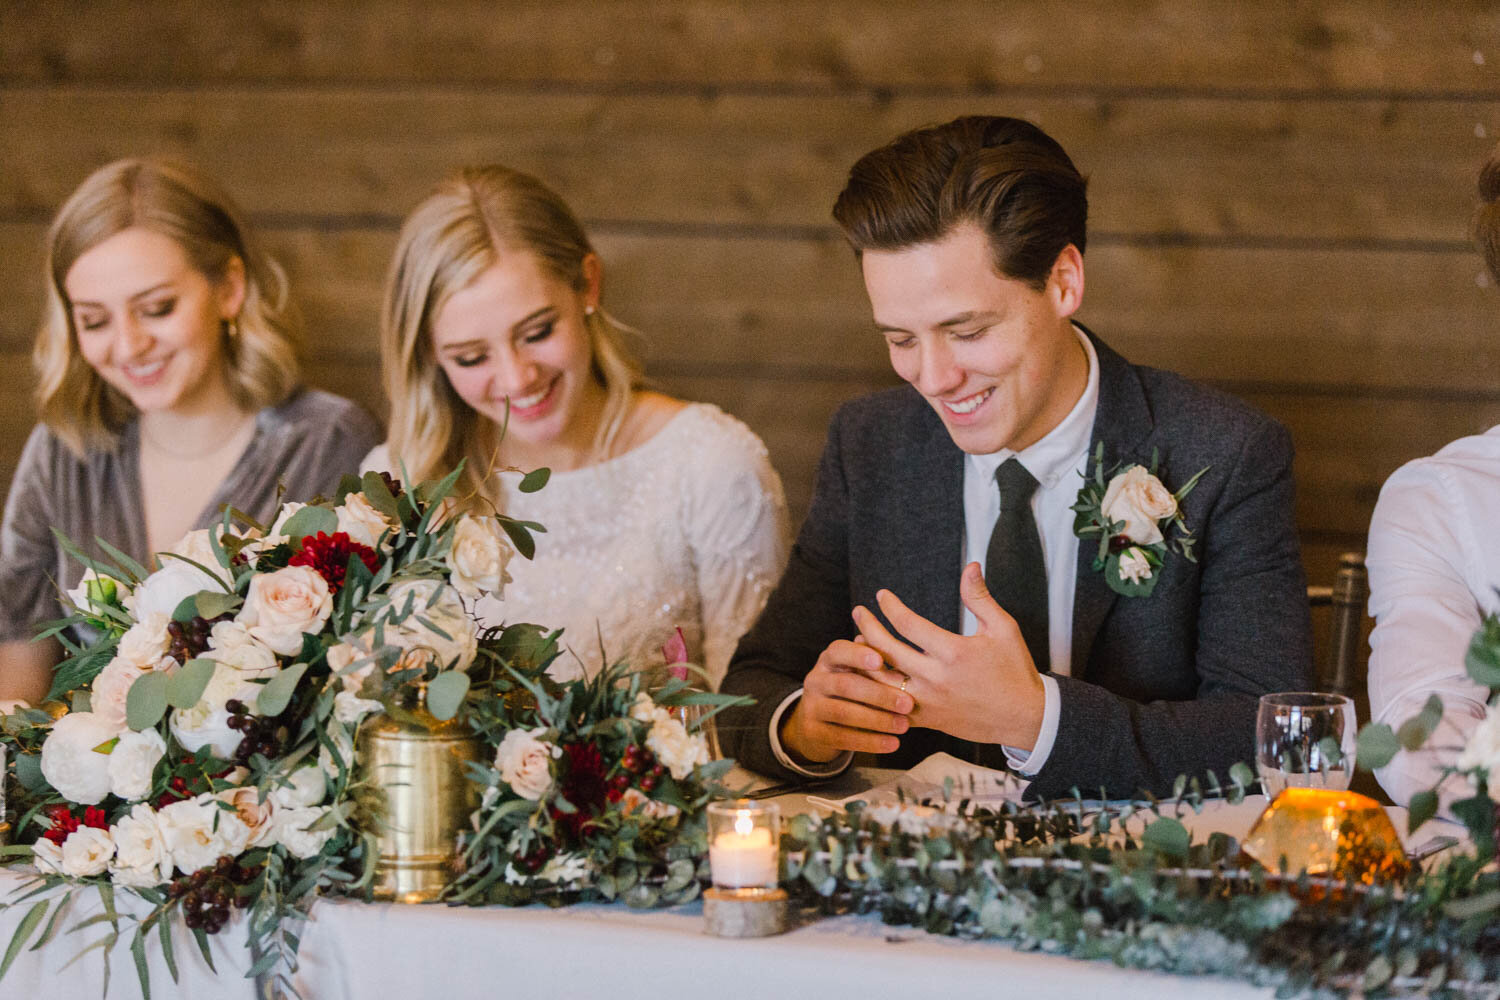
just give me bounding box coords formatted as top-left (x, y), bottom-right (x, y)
top-left (2, 1), bottom-right (1499, 680)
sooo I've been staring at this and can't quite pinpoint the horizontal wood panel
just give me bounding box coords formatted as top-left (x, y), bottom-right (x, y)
top-left (3, 223), bottom-right (1495, 393)
top-left (3, 2), bottom-right (1496, 95)
top-left (2, 90), bottom-right (1496, 241)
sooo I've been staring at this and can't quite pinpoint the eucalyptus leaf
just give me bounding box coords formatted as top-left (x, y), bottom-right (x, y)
top-left (194, 591), bottom-right (242, 620)
top-left (360, 471), bottom-right (400, 520)
top-left (1355, 723), bottom-right (1400, 770)
top-left (0, 901), bottom-right (50, 982)
top-left (167, 657), bottom-right (218, 710)
top-left (1141, 816), bottom-right (1190, 860)
top-left (126, 670), bottom-right (171, 730)
top-left (518, 467), bottom-right (551, 494)
top-left (257, 662), bottom-right (309, 717)
top-left (425, 671), bottom-right (470, 721)
top-left (14, 751), bottom-right (44, 792)
top-left (280, 505), bottom-right (338, 544)
top-left (1408, 789), bottom-right (1439, 834)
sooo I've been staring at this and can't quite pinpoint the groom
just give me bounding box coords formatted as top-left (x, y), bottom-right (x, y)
top-left (720, 116), bottom-right (1314, 800)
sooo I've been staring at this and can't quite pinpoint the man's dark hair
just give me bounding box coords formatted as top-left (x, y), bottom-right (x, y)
top-left (832, 116), bottom-right (1088, 290)
top-left (1477, 144), bottom-right (1500, 282)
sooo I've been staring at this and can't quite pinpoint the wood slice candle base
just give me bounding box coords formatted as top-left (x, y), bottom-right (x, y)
top-left (703, 886), bottom-right (790, 937)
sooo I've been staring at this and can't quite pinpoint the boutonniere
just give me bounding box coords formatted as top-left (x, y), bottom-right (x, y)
top-left (1071, 443), bottom-right (1209, 597)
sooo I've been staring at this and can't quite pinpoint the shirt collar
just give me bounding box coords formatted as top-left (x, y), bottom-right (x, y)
top-left (966, 324), bottom-right (1101, 490)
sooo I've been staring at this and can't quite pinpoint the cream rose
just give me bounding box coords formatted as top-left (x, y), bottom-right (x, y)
top-left (376, 579), bottom-right (477, 672)
top-left (1100, 465), bottom-right (1178, 546)
top-left (165, 528), bottom-right (233, 587)
top-left (1117, 547), bottom-right (1154, 585)
top-left (328, 640), bottom-right (375, 694)
top-left (619, 786), bottom-right (680, 820)
top-left (109, 803), bottom-right (173, 887)
top-left (493, 727), bottom-right (559, 801)
top-left (116, 612), bottom-right (172, 669)
top-left (272, 766), bottom-right (328, 810)
top-left (203, 620), bottom-right (279, 679)
top-left (220, 787), bottom-right (276, 849)
top-left (107, 727), bottom-right (166, 801)
top-left (646, 715), bottom-right (709, 781)
top-left (91, 656), bottom-right (152, 732)
top-left (170, 661), bottom-right (264, 759)
top-left (158, 794), bottom-right (229, 875)
top-left (335, 492), bottom-right (396, 551)
top-left (446, 515), bottom-right (512, 600)
top-left (40, 711), bottom-right (119, 804)
top-left (267, 502), bottom-right (307, 541)
top-left (60, 826), bottom-right (115, 877)
top-left (237, 565), bottom-right (333, 656)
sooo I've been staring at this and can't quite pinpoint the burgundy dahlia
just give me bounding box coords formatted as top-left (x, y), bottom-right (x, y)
top-left (551, 742), bottom-right (609, 842)
top-left (288, 531), bottom-right (380, 595)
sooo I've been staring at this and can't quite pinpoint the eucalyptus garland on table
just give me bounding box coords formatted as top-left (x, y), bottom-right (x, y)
top-left (0, 463), bottom-right (550, 997)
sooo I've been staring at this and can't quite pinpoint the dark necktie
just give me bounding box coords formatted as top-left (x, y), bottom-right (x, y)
top-left (985, 459), bottom-right (1050, 673)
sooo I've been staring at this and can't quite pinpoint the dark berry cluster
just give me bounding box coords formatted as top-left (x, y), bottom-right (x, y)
top-left (166, 614), bottom-right (232, 664)
top-left (616, 743), bottom-right (667, 793)
top-left (513, 843), bottom-right (553, 874)
top-left (225, 699), bottom-right (287, 765)
top-left (168, 856), bottom-right (259, 934)
top-left (375, 471), bottom-right (404, 501)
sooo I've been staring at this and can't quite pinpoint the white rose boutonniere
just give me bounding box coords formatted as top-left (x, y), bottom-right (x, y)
top-left (1072, 444), bottom-right (1208, 597)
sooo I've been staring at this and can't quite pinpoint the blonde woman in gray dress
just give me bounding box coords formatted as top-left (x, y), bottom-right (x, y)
top-left (365, 166), bottom-right (789, 686)
top-left (0, 159), bottom-right (381, 705)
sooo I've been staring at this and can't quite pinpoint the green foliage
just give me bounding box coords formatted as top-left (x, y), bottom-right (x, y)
top-left (125, 671), bottom-right (171, 730)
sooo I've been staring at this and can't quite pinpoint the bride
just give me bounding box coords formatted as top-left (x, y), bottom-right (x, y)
top-left (364, 165), bottom-right (789, 686)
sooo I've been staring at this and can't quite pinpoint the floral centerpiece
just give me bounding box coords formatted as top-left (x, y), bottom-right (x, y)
top-left (0, 466), bottom-right (548, 992)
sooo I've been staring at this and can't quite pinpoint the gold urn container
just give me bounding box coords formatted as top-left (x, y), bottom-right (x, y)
top-left (358, 708), bottom-right (481, 903)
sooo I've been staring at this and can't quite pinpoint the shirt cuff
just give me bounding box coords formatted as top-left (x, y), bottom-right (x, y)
top-left (768, 689), bottom-right (853, 778)
top-left (1003, 674), bottom-right (1060, 776)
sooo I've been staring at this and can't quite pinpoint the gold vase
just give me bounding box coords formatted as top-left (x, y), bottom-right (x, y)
top-left (358, 708), bottom-right (481, 903)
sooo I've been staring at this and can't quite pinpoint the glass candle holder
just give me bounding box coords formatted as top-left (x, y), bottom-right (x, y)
top-left (707, 799), bottom-right (779, 890)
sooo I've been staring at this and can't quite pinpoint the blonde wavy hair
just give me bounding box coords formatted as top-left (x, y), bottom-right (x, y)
top-left (380, 165), bottom-right (643, 507)
top-left (35, 158), bottom-right (302, 455)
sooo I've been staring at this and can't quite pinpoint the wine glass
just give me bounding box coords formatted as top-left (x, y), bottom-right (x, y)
top-left (1255, 692), bottom-right (1356, 798)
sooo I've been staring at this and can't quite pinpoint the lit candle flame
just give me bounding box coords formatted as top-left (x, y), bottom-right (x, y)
top-left (734, 811), bottom-right (753, 836)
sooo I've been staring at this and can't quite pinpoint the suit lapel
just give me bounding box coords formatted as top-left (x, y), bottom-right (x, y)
top-left (896, 402), bottom-right (966, 635)
top-left (1070, 328), bottom-right (1155, 677)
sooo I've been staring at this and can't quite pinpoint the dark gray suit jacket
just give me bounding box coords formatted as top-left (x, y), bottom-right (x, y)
top-left (720, 331), bottom-right (1314, 801)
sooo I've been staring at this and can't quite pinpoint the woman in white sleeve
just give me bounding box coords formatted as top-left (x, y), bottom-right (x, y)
top-left (1367, 148), bottom-right (1500, 805)
top-left (364, 165), bottom-right (790, 686)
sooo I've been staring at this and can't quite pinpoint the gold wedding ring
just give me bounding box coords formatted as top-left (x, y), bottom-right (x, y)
top-left (899, 676), bottom-right (909, 695)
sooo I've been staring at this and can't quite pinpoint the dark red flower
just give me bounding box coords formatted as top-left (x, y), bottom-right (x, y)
top-left (82, 806), bottom-right (109, 830)
top-left (550, 742), bottom-right (609, 843)
top-left (43, 806), bottom-right (81, 845)
top-left (288, 531), bottom-right (380, 595)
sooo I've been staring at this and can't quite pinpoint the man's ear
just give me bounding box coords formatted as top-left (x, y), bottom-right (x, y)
top-left (1047, 245), bottom-right (1085, 319)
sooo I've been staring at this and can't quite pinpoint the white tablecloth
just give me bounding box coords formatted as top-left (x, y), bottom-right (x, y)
top-left (0, 768), bottom-right (1429, 1000)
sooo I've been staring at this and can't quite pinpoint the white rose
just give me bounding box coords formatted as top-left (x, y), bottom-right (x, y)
top-left (1457, 710), bottom-right (1500, 776)
top-left (333, 690), bottom-right (382, 725)
top-left (335, 492), bottom-right (396, 551)
top-left (267, 502), bottom-right (307, 541)
top-left (274, 806), bottom-right (335, 859)
top-left (31, 837), bottom-right (64, 875)
top-left (646, 715), bottom-right (709, 781)
top-left (60, 826), bottom-right (115, 877)
top-left (493, 727), bottom-right (559, 801)
top-left (271, 766), bottom-right (327, 809)
top-left (1117, 547), bottom-right (1155, 585)
top-left (328, 641), bottom-right (375, 694)
top-left (109, 803), bottom-right (172, 887)
top-left (40, 712), bottom-right (120, 804)
top-left (165, 528), bottom-right (232, 587)
top-left (203, 620), bottom-right (279, 679)
top-left (170, 662), bottom-right (263, 759)
top-left (210, 789), bottom-right (260, 854)
top-left (131, 560), bottom-right (224, 621)
top-left (237, 565), bottom-right (333, 656)
top-left (376, 580), bottom-right (477, 672)
top-left (445, 515), bottom-right (512, 599)
top-left (629, 692), bottom-right (667, 725)
top-left (1099, 465), bottom-right (1178, 546)
top-left (157, 794), bottom-right (229, 875)
top-left (116, 612), bottom-right (172, 669)
top-left (67, 569), bottom-right (129, 614)
top-left (107, 727), bottom-right (166, 801)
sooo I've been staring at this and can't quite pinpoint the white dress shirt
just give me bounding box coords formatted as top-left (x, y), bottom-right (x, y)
top-left (771, 326), bottom-right (1100, 777)
top-left (1367, 426), bottom-right (1500, 807)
